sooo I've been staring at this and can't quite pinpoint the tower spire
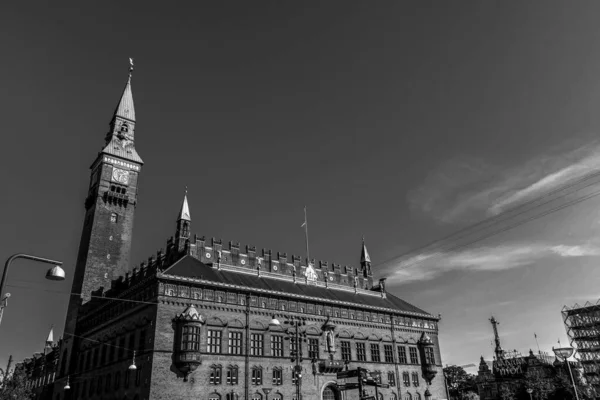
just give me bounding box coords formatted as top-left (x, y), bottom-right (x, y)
top-left (102, 59), bottom-right (143, 164)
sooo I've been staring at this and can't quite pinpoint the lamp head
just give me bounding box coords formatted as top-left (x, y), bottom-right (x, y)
top-left (553, 346), bottom-right (574, 360)
top-left (46, 265), bottom-right (66, 281)
top-left (526, 388), bottom-right (533, 394)
top-left (269, 316), bottom-right (280, 327)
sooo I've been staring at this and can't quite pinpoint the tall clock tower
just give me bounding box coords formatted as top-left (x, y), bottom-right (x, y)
top-left (61, 66), bottom-right (143, 372)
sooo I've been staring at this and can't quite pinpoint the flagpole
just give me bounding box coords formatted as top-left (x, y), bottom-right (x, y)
top-left (534, 333), bottom-right (541, 355)
top-left (303, 206), bottom-right (310, 264)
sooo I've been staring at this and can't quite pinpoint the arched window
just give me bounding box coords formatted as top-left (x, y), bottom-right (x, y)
top-left (403, 393), bottom-right (412, 400)
top-left (403, 372), bottom-right (410, 387)
top-left (414, 394), bottom-right (421, 400)
top-left (251, 366), bottom-right (263, 385)
top-left (226, 365), bottom-right (239, 385)
top-left (323, 385), bottom-right (336, 400)
top-left (378, 394), bottom-right (383, 400)
top-left (272, 367), bottom-right (283, 385)
top-left (411, 372), bottom-right (419, 387)
top-left (271, 392), bottom-right (282, 400)
top-left (114, 371), bottom-right (121, 389)
top-left (388, 371), bottom-right (396, 386)
top-left (390, 393), bottom-right (398, 400)
top-left (208, 393), bottom-right (221, 400)
top-left (225, 394), bottom-right (239, 400)
top-left (251, 393), bottom-right (263, 400)
top-left (210, 365), bottom-right (222, 385)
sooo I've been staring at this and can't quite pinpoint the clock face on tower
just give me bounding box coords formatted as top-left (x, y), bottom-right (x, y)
top-left (111, 168), bottom-right (130, 185)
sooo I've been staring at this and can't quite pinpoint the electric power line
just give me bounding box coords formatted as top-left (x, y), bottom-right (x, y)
top-left (381, 184), bottom-right (600, 274)
top-left (375, 168), bottom-right (600, 268)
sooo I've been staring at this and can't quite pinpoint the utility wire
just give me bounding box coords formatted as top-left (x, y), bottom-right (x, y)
top-left (380, 185), bottom-right (600, 273)
top-left (375, 168), bottom-right (600, 268)
top-left (4, 284), bottom-right (158, 306)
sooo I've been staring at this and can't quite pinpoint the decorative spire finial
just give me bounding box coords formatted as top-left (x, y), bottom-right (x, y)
top-left (129, 57), bottom-right (134, 77)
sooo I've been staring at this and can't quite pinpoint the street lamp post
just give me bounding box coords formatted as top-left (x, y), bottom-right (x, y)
top-left (283, 316), bottom-right (307, 400)
top-left (553, 346), bottom-right (581, 400)
top-left (526, 387), bottom-right (533, 400)
top-left (0, 253), bottom-right (66, 326)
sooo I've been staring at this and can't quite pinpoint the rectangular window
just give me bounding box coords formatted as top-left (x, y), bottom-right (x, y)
top-left (250, 333), bottom-right (264, 356)
top-left (111, 341), bottom-right (117, 361)
top-left (341, 341), bottom-right (352, 361)
top-left (100, 345), bottom-right (106, 365)
top-left (403, 372), bottom-right (410, 387)
top-left (384, 344), bottom-right (394, 363)
top-left (290, 337), bottom-right (298, 356)
top-left (251, 368), bottom-right (263, 385)
top-left (272, 368), bottom-right (282, 385)
top-left (308, 338), bottom-right (319, 359)
top-left (228, 331), bottom-right (242, 355)
top-left (139, 329), bottom-right (147, 351)
top-left (398, 346), bottom-right (407, 364)
top-left (135, 366), bottom-right (142, 386)
top-left (207, 330), bottom-right (222, 354)
top-left (409, 347), bottom-right (419, 364)
top-left (271, 335), bottom-right (283, 357)
top-left (356, 342), bottom-right (366, 362)
top-left (182, 326), bottom-right (201, 351)
top-left (128, 333), bottom-right (136, 356)
top-left (370, 343), bottom-right (381, 362)
top-left (425, 347), bottom-right (435, 365)
top-left (93, 348), bottom-right (99, 367)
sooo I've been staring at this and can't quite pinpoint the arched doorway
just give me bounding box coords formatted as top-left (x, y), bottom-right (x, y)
top-left (322, 384), bottom-right (339, 400)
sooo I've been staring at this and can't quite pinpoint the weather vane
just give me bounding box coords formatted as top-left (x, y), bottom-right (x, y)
top-left (129, 57), bottom-right (134, 76)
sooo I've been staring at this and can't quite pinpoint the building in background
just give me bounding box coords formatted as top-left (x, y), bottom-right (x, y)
top-left (17, 66), bottom-right (447, 400)
top-left (563, 301), bottom-right (600, 396)
top-left (475, 317), bottom-right (582, 400)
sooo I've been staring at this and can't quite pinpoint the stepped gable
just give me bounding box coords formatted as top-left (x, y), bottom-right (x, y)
top-left (161, 255), bottom-right (431, 316)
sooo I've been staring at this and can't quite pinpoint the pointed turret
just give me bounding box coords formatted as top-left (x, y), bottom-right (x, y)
top-left (44, 327), bottom-right (54, 354)
top-left (178, 190), bottom-right (191, 222)
top-left (360, 237), bottom-right (372, 276)
top-left (175, 189), bottom-right (191, 251)
top-left (101, 59), bottom-right (143, 164)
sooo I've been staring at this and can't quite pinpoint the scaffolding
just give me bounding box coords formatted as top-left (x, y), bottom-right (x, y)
top-left (562, 301), bottom-right (600, 395)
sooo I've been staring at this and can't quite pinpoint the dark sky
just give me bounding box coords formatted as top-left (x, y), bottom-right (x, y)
top-left (3, 1), bottom-right (600, 370)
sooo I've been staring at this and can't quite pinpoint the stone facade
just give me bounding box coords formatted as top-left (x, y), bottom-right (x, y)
top-left (18, 68), bottom-right (446, 400)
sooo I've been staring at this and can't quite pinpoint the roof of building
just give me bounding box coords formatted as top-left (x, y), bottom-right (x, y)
top-left (162, 255), bottom-right (432, 317)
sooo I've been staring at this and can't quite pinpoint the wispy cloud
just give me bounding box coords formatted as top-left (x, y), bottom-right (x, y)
top-left (382, 242), bottom-right (600, 285)
top-left (408, 142), bottom-right (600, 223)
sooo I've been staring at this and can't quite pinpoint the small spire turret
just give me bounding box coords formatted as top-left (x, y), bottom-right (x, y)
top-left (175, 188), bottom-right (191, 252)
top-left (360, 236), bottom-right (371, 275)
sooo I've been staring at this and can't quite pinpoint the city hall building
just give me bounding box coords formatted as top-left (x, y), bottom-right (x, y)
top-left (19, 66), bottom-right (446, 400)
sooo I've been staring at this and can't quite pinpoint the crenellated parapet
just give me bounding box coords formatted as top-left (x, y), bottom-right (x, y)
top-left (186, 234), bottom-right (374, 290)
